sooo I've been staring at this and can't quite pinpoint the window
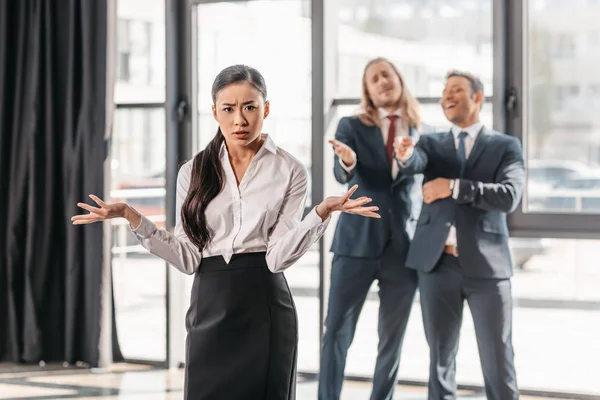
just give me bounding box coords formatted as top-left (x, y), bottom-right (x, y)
top-left (112, 0), bottom-right (166, 363)
top-left (117, 19), bottom-right (132, 82)
top-left (115, 0), bottom-right (165, 103)
top-left (552, 85), bottom-right (582, 110)
top-left (525, 1), bottom-right (600, 215)
top-left (116, 18), bottom-right (153, 84)
top-left (589, 32), bottom-right (600, 47)
top-left (111, 107), bottom-right (166, 362)
top-left (553, 33), bottom-right (576, 59)
top-left (194, 1), bottom-right (313, 198)
top-left (336, 0), bottom-right (493, 98)
top-left (588, 84), bottom-right (600, 99)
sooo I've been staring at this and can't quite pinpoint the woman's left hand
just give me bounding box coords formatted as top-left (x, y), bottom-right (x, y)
top-left (316, 184), bottom-right (380, 221)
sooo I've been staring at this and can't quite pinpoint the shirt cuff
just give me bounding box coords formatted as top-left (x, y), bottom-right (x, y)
top-left (338, 152), bottom-right (357, 173)
top-left (299, 207), bottom-right (330, 235)
top-left (130, 209), bottom-right (158, 239)
top-left (397, 148), bottom-right (414, 166)
top-left (452, 179), bottom-right (460, 199)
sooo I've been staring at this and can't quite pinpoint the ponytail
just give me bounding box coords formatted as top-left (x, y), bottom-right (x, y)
top-left (181, 128), bottom-right (225, 250)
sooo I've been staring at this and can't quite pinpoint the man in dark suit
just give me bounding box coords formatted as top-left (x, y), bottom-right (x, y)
top-left (318, 58), bottom-right (421, 400)
top-left (395, 70), bottom-right (524, 400)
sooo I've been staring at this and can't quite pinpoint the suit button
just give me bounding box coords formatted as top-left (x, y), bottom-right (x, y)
top-left (445, 222), bottom-right (451, 227)
top-left (388, 208), bottom-right (392, 213)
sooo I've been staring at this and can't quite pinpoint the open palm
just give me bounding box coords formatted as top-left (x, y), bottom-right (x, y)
top-left (326, 184), bottom-right (380, 218)
top-left (71, 195), bottom-right (127, 225)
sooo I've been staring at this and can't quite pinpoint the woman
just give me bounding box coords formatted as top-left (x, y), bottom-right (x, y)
top-left (319, 58), bottom-right (421, 400)
top-left (72, 65), bottom-right (378, 400)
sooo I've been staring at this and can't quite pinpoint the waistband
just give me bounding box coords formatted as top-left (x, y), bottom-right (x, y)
top-left (200, 252), bottom-right (268, 272)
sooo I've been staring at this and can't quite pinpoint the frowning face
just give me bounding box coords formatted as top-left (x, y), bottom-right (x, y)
top-left (364, 61), bottom-right (403, 109)
top-left (212, 81), bottom-right (270, 147)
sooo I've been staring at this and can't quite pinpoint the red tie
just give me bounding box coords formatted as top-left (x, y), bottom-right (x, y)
top-left (386, 115), bottom-right (397, 166)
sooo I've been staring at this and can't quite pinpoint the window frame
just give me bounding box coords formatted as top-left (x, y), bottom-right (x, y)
top-left (506, 0), bottom-right (600, 239)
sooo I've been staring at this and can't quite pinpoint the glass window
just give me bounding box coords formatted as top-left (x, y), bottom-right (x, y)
top-left (194, 1), bottom-right (312, 186)
top-left (553, 33), bottom-right (577, 58)
top-left (115, 0), bottom-right (165, 103)
top-left (525, 0), bottom-right (600, 214)
top-left (590, 31), bottom-right (600, 48)
top-left (117, 19), bottom-right (132, 82)
top-left (111, 107), bottom-right (167, 362)
top-left (336, 0), bottom-right (493, 98)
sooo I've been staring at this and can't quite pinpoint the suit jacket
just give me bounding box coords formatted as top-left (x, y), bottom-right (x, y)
top-left (397, 126), bottom-right (525, 279)
top-left (330, 116), bottom-right (421, 259)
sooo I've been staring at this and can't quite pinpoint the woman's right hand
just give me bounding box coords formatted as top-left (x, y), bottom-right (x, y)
top-left (316, 185), bottom-right (380, 221)
top-left (71, 194), bottom-right (139, 227)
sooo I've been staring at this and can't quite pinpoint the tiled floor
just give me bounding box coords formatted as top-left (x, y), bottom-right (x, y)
top-left (111, 242), bottom-right (600, 395)
top-left (0, 363), bottom-right (566, 400)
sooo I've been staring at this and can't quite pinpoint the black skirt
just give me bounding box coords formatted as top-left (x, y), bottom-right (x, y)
top-left (184, 252), bottom-right (298, 400)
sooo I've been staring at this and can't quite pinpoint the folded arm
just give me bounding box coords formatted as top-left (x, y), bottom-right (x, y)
top-left (455, 138), bottom-right (525, 213)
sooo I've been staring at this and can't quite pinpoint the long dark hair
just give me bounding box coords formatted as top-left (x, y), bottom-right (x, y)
top-left (181, 65), bottom-right (267, 251)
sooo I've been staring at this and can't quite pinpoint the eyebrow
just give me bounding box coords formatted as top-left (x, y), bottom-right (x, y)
top-left (221, 100), bottom-right (256, 106)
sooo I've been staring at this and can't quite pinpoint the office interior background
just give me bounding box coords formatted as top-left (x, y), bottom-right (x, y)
top-left (1, 0), bottom-right (600, 399)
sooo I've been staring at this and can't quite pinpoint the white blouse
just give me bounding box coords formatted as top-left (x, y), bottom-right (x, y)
top-left (130, 134), bottom-right (330, 275)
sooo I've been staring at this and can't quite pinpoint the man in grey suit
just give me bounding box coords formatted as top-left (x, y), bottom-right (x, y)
top-left (394, 70), bottom-right (524, 400)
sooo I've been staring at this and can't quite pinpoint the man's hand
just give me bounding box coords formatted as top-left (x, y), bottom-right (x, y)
top-left (329, 139), bottom-right (356, 167)
top-left (422, 178), bottom-right (452, 204)
top-left (393, 136), bottom-right (414, 161)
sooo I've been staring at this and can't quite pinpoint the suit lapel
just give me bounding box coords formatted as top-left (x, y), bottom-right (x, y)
top-left (465, 126), bottom-right (491, 172)
top-left (441, 130), bottom-right (457, 162)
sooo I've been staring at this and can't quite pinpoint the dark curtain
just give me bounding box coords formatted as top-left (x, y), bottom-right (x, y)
top-left (0, 0), bottom-right (122, 366)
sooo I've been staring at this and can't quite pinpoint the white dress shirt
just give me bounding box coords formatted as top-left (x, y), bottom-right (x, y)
top-left (130, 134), bottom-right (330, 275)
top-left (339, 108), bottom-right (409, 180)
top-left (446, 121), bottom-right (483, 246)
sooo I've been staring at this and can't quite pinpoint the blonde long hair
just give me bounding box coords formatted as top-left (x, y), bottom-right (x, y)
top-left (358, 57), bottom-right (421, 129)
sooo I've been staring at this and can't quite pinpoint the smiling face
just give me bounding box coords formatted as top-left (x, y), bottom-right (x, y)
top-left (363, 61), bottom-right (403, 110)
top-left (211, 81), bottom-right (270, 147)
top-left (441, 75), bottom-right (483, 127)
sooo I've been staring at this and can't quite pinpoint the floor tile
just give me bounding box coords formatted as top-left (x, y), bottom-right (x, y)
top-left (0, 383), bottom-right (78, 398)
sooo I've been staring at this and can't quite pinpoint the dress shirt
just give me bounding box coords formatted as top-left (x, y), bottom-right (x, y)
top-left (446, 121), bottom-right (483, 246)
top-left (130, 134), bottom-right (330, 275)
top-left (339, 108), bottom-right (409, 180)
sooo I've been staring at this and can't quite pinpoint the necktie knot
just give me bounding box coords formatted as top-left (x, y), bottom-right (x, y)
top-left (387, 115), bottom-right (397, 123)
top-left (458, 131), bottom-right (468, 140)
